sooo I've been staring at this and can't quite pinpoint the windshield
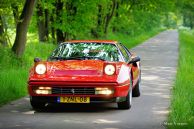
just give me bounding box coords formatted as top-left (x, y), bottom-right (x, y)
top-left (49, 43), bottom-right (122, 62)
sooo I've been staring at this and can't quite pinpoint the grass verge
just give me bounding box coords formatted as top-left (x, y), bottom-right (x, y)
top-left (168, 30), bottom-right (194, 129)
top-left (0, 43), bottom-right (56, 106)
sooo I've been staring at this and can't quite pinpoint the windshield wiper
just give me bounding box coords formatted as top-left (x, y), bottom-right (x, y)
top-left (83, 56), bottom-right (106, 61)
top-left (49, 56), bottom-right (105, 61)
top-left (49, 56), bottom-right (83, 60)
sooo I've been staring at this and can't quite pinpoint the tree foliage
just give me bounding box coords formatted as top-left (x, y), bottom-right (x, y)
top-left (0, 0), bottom-right (192, 56)
top-left (177, 0), bottom-right (194, 29)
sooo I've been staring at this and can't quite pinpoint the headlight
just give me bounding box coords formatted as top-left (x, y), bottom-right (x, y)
top-left (104, 64), bottom-right (115, 75)
top-left (35, 64), bottom-right (46, 74)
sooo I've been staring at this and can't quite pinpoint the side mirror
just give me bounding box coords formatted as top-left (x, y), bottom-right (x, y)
top-left (128, 56), bottom-right (140, 64)
top-left (34, 57), bottom-right (42, 63)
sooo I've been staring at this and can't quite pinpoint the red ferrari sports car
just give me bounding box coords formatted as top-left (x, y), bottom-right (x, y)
top-left (28, 40), bottom-right (141, 110)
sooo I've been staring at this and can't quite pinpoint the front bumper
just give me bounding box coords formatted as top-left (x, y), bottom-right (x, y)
top-left (28, 81), bottom-right (130, 103)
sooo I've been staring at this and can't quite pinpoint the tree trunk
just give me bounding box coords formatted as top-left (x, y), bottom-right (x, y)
top-left (45, 9), bottom-right (49, 39)
top-left (56, 0), bottom-right (64, 43)
top-left (189, 14), bottom-right (193, 29)
top-left (112, 0), bottom-right (119, 32)
top-left (64, 1), bottom-right (77, 41)
top-left (50, 10), bottom-right (56, 42)
top-left (104, 0), bottom-right (117, 36)
top-left (165, 13), bottom-right (169, 28)
top-left (12, 0), bottom-right (36, 57)
top-left (0, 15), bottom-right (7, 46)
top-left (36, 0), bottom-right (47, 42)
top-left (91, 5), bottom-right (103, 38)
top-left (183, 13), bottom-right (186, 26)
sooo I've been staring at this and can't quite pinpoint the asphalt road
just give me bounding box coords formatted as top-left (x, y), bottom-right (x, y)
top-left (0, 30), bottom-right (179, 129)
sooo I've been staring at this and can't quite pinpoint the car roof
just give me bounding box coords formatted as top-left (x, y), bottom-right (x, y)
top-left (63, 40), bottom-right (118, 44)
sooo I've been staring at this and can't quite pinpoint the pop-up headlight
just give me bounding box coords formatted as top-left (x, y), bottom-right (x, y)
top-left (35, 64), bottom-right (46, 75)
top-left (104, 64), bottom-right (115, 75)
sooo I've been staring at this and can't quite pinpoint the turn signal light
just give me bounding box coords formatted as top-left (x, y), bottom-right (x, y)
top-left (95, 87), bottom-right (113, 95)
top-left (34, 87), bottom-right (52, 94)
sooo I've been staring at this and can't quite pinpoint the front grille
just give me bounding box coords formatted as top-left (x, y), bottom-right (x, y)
top-left (52, 87), bottom-right (95, 95)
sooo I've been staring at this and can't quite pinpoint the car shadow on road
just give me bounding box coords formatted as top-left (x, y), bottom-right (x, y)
top-left (0, 97), bottom-right (121, 114)
top-left (34, 103), bottom-right (118, 113)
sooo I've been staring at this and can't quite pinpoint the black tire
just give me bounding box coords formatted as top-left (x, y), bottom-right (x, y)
top-left (117, 79), bottom-right (132, 109)
top-left (30, 97), bottom-right (45, 110)
top-left (132, 79), bottom-right (141, 97)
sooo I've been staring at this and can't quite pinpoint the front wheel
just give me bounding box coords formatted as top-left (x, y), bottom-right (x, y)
top-left (30, 97), bottom-right (45, 110)
top-left (117, 80), bottom-right (132, 109)
top-left (132, 80), bottom-right (140, 97)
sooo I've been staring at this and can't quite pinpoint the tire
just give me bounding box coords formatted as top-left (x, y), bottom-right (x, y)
top-left (117, 79), bottom-right (132, 109)
top-left (132, 72), bottom-right (141, 97)
top-left (30, 97), bottom-right (45, 110)
top-left (132, 79), bottom-right (141, 97)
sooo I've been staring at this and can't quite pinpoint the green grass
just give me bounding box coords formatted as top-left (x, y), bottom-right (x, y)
top-left (0, 69), bottom-right (28, 104)
top-left (0, 28), bottom-right (164, 106)
top-left (0, 41), bottom-right (56, 106)
top-left (168, 30), bottom-right (194, 129)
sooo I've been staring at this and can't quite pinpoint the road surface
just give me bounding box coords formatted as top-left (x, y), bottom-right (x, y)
top-left (0, 30), bottom-right (179, 129)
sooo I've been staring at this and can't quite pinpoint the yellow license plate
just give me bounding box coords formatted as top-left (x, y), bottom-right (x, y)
top-left (59, 97), bottom-right (90, 103)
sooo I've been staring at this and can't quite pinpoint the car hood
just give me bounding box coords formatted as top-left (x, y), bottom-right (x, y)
top-left (50, 60), bottom-right (103, 76)
top-left (29, 60), bottom-right (129, 84)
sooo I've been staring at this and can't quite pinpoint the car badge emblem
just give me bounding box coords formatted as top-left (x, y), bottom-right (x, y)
top-left (71, 88), bottom-right (75, 94)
